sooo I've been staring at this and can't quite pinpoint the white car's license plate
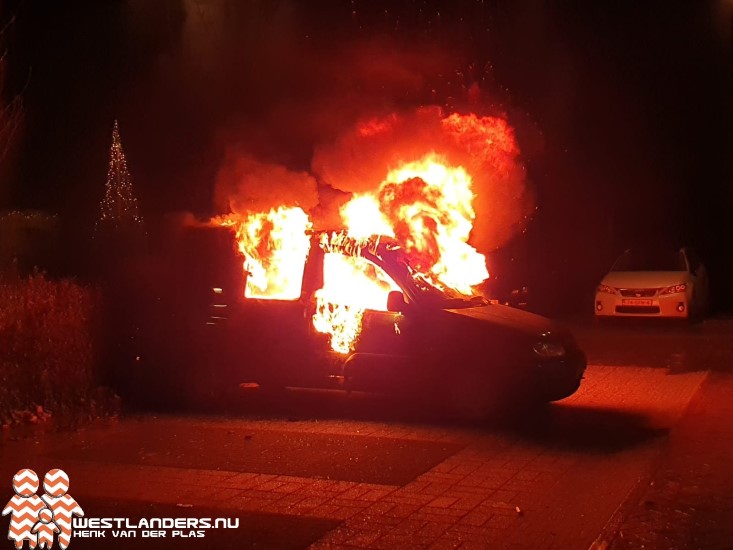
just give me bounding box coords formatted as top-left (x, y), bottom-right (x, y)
top-left (621, 299), bottom-right (653, 306)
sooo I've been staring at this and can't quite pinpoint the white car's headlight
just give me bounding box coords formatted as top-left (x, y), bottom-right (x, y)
top-left (660, 283), bottom-right (687, 295)
top-left (533, 341), bottom-right (566, 358)
top-left (597, 284), bottom-right (617, 294)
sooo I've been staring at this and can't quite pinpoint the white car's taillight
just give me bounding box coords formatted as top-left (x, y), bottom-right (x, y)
top-left (596, 284), bottom-right (616, 294)
top-left (660, 283), bottom-right (687, 295)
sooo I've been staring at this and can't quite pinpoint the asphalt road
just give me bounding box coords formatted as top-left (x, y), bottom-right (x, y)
top-left (1, 318), bottom-right (730, 549)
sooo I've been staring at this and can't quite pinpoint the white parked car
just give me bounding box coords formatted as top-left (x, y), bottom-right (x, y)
top-left (595, 247), bottom-right (709, 320)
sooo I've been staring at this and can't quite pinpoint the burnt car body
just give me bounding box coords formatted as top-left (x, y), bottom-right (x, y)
top-left (118, 227), bottom-right (586, 415)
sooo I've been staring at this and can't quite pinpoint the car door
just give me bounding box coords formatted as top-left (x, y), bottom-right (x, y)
top-left (310, 253), bottom-right (417, 390)
top-left (236, 241), bottom-right (322, 386)
top-left (358, 306), bottom-right (410, 357)
top-left (683, 247), bottom-right (709, 314)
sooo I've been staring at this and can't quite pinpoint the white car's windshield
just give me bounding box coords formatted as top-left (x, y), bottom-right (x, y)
top-left (612, 249), bottom-right (687, 272)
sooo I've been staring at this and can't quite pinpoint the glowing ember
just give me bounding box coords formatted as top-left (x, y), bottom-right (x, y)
top-left (441, 112), bottom-right (519, 172)
top-left (220, 206), bottom-right (311, 300)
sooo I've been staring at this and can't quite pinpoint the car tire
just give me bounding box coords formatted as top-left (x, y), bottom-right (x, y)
top-left (448, 373), bottom-right (503, 420)
top-left (593, 315), bottom-right (608, 327)
top-left (688, 297), bottom-right (708, 325)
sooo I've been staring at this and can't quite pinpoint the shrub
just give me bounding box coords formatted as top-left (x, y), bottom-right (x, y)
top-left (0, 273), bottom-right (98, 424)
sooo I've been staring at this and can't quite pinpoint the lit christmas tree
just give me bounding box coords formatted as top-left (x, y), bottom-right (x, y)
top-left (97, 120), bottom-right (143, 228)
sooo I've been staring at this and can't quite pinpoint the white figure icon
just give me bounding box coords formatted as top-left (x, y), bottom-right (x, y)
top-left (2, 469), bottom-right (45, 550)
top-left (31, 508), bottom-right (59, 549)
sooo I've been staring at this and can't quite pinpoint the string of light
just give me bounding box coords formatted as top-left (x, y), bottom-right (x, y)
top-left (97, 120), bottom-right (143, 227)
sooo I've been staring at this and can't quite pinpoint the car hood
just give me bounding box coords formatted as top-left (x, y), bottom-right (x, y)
top-left (601, 271), bottom-right (690, 289)
top-left (445, 303), bottom-right (560, 339)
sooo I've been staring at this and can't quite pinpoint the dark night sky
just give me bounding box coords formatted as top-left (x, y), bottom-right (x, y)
top-left (1, 0), bottom-right (732, 309)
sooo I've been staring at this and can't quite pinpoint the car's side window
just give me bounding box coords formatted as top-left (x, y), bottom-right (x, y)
top-left (320, 252), bottom-right (401, 312)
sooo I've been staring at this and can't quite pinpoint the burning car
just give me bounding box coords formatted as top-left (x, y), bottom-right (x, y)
top-left (186, 226), bottom-right (586, 417)
top-left (122, 113), bottom-right (586, 416)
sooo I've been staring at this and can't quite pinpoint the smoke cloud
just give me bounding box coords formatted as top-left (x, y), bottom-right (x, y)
top-left (209, 17), bottom-right (535, 254)
top-left (214, 150), bottom-right (319, 215)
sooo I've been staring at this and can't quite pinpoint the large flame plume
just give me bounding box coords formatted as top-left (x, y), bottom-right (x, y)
top-left (216, 109), bottom-right (529, 353)
top-left (341, 153), bottom-right (488, 295)
top-left (313, 107), bottom-right (532, 253)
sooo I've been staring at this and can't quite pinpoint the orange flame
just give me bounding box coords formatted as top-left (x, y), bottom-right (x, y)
top-left (339, 195), bottom-right (394, 239)
top-left (219, 111), bottom-right (520, 354)
top-left (441, 112), bottom-right (519, 170)
top-left (341, 153), bottom-right (488, 295)
top-left (220, 206), bottom-right (311, 300)
top-left (312, 241), bottom-right (400, 353)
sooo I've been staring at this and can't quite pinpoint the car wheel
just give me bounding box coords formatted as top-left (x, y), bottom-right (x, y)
top-left (593, 315), bottom-right (609, 327)
top-left (448, 374), bottom-right (501, 420)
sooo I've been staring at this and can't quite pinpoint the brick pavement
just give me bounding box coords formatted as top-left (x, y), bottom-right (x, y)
top-left (0, 365), bottom-right (707, 549)
top-left (600, 372), bottom-right (733, 549)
